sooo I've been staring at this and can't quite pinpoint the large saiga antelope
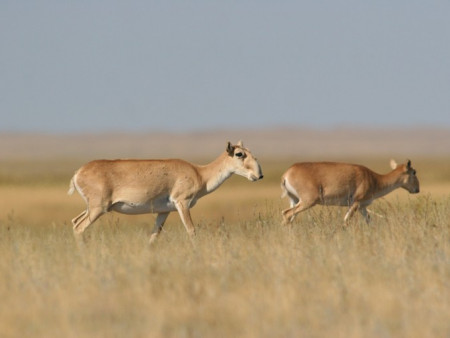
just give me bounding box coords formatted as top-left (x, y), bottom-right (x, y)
top-left (68, 141), bottom-right (263, 243)
top-left (281, 159), bottom-right (419, 224)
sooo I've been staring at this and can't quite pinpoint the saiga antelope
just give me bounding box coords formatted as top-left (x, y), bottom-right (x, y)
top-left (68, 141), bottom-right (263, 243)
top-left (281, 159), bottom-right (419, 224)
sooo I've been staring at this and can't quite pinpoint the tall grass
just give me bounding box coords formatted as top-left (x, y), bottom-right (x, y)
top-left (0, 193), bottom-right (448, 337)
top-left (0, 156), bottom-right (448, 337)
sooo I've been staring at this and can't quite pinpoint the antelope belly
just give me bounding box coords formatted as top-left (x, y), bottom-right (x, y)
top-left (320, 194), bottom-right (354, 206)
top-left (111, 198), bottom-right (176, 214)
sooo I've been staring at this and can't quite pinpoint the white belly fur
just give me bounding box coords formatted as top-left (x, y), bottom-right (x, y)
top-left (110, 195), bottom-right (199, 215)
top-left (110, 196), bottom-right (176, 214)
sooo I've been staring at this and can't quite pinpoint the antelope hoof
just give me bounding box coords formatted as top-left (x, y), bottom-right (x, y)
top-left (281, 214), bottom-right (292, 226)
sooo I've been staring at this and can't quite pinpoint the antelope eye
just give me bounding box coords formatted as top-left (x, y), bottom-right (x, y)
top-left (235, 152), bottom-right (243, 158)
top-left (412, 170), bottom-right (416, 175)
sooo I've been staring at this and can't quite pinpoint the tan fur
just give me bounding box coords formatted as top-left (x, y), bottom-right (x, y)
top-left (281, 159), bottom-right (419, 224)
top-left (68, 141), bottom-right (263, 243)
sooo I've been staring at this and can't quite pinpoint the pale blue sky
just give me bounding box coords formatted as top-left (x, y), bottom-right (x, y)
top-left (1, 1), bottom-right (449, 132)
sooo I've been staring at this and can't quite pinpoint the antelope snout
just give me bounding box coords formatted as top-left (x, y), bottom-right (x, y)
top-left (409, 186), bottom-right (420, 194)
top-left (249, 174), bottom-right (264, 181)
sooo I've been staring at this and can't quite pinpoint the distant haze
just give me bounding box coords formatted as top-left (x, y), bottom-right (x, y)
top-left (1, 128), bottom-right (449, 160)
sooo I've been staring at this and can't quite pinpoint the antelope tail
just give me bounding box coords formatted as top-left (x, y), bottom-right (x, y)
top-left (280, 178), bottom-right (288, 198)
top-left (68, 176), bottom-right (76, 195)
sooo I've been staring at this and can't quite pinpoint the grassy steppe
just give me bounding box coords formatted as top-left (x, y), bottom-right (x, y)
top-left (0, 157), bottom-right (449, 337)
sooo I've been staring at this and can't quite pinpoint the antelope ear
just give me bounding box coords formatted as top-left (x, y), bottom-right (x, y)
top-left (390, 159), bottom-right (398, 170)
top-left (406, 159), bottom-right (411, 169)
top-left (226, 142), bottom-right (234, 156)
top-left (237, 140), bottom-right (243, 147)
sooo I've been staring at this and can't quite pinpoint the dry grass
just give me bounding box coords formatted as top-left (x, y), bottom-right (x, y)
top-left (0, 157), bottom-right (449, 337)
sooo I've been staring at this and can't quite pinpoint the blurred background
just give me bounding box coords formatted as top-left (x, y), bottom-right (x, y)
top-left (1, 1), bottom-right (449, 134)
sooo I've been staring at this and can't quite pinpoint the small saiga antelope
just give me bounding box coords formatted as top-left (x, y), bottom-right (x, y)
top-left (68, 141), bottom-right (263, 243)
top-left (281, 159), bottom-right (419, 224)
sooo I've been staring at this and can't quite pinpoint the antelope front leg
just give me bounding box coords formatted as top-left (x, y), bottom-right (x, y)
top-left (149, 212), bottom-right (170, 245)
top-left (174, 201), bottom-right (196, 238)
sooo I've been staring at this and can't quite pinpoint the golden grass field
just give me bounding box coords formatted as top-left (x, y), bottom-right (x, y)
top-left (1, 135), bottom-right (449, 337)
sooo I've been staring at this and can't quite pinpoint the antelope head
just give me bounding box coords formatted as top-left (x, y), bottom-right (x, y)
top-left (226, 141), bottom-right (263, 182)
top-left (390, 159), bottom-right (420, 194)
